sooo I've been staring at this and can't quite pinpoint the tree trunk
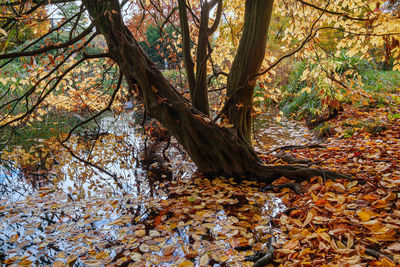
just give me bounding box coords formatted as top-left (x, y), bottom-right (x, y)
top-left (192, 2), bottom-right (210, 115)
top-left (225, 0), bottom-right (274, 142)
top-left (82, 0), bottom-right (348, 184)
top-left (177, 0), bottom-right (196, 96)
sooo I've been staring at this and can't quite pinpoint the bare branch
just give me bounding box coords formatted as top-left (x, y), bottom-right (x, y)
top-left (0, 24), bottom-right (94, 59)
top-left (58, 141), bottom-right (123, 189)
top-left (298, 0), bottom-right (370, 21)
top-left (208, 0), bottom-right (222, 35)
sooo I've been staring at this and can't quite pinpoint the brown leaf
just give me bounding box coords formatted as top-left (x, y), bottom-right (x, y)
top-left (387, 242), bottom-right (400, 252)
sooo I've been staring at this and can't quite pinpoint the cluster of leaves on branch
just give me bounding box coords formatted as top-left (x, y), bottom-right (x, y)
top-left (0, 1), bottom-right (132, 132)
top-left (268, 0), bottom-right (400, 116)
top-left (0, 2), bottom-right (49, 50)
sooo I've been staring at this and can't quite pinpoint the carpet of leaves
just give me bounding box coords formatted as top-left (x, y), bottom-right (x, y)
top-left (267, 104), bottom-right (400, 266)
top-left (1, 105), bottom-right (399, 266)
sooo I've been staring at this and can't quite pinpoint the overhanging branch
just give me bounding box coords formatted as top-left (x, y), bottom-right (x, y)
top-left (0, 24), bottom-right (94, 59)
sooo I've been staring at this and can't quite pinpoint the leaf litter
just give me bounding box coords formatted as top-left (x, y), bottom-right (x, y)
top-left (1, 103), bottom-right (399, 266)
top-left (266, 103), bottom-right (400, 266)
top-left (0, 112), bottom-right (284, 266)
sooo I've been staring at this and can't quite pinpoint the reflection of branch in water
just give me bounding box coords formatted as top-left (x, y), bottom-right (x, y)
top-left (0, 162), bottom-right (34, 199)
top-left (58, 142), bottom-right (123, 190)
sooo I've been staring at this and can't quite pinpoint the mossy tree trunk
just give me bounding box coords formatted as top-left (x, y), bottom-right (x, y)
top-left (82, 0), bottom-right (348, 183)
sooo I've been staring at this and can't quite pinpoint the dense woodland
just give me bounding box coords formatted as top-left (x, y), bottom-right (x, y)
top-left (0, 0), bottom-right (399, 266)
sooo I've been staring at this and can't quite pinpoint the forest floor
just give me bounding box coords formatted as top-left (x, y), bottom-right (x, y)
top-left (265, 102), bottom-right (400, 265)
top-left (1, 102), bottom-right (399, 266)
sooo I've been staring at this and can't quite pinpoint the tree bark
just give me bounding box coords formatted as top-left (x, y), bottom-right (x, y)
top-left (192, 1), bottom-right (211, 115)
top-left (82, 0), bottom-right (349, 184)
top-left (225, 0), bottom-right (274, 142)
top-left (177, 0), bottom-right (196, 96)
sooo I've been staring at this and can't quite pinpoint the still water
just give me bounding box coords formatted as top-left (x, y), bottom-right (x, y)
top-left (0, 109), bottom-right (311, 266)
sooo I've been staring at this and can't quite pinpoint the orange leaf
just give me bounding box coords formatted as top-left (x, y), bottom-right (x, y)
top-left (314, 199), bottom-right (329, 207)
top-left (48, 54), bottom-right (55, 65)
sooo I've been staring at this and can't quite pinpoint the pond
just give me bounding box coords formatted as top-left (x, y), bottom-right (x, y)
top-left (0, 108), bottom-right (312, 266)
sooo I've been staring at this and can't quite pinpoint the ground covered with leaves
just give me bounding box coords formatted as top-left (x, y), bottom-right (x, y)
top-left (0, 103), bottom-right (399, 266)
top-left (266, 103), bottom-right (400, 266)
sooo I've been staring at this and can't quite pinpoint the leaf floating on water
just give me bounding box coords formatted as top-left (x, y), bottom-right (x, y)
top-left (163, 244), bottom-right (175, 256)
top-left (199, 253), bottom-right (209, 266)
top-left (53, 261), bottom-right (64, 267)
top-left (178, 261), bottom-right (194, 267)
top-left (134, 229), bottom-right (146, 237)
top-left (84, 259), bottom-right (103, 266)
top-left (131, 252), bottom-right (142, 262)
top-left (139, 243), bottom-right (149, 253)
top-left (9, 233), bottom-right (18, 243)
top-left (66, 254), bottom-right (78, 265)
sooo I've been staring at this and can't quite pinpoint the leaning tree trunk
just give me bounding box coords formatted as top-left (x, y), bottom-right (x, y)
top-left (225, 0), bottom-right (274, 143)
top-left (82, 0), bottom-right (348, 183)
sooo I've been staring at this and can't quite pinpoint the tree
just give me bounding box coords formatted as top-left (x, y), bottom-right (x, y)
top-left (6, 0), bottom-right (393, 184)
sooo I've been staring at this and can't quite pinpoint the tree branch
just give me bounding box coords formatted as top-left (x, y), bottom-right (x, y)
top-left (178, 0), bottom-right (196, 95)
top-left (0, 24), bottom-right (94, 59)
top-left (298, 0), bottom-right (370, 21)
top-left (208, 0), bottom-right (222, 35)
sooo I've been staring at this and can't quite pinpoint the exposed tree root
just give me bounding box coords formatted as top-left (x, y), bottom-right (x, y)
top-left (258, 164), bottom-right (355, 194)
top-left (275, 152), bottom-right (315, 165)
top-left (263, 182), bottom-right (302, 194)
top-left (271, 143), bottom-right (325, 153)
top-left (246, 237), bottom-right (275, 267)
top-left (250, 164), bottom-right (353, 184)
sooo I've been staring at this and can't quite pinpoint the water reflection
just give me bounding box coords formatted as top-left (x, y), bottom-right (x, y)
top-left (0, 109), bottom-right (310, 265)
top-left (255, 109), bottom-right (312, 150)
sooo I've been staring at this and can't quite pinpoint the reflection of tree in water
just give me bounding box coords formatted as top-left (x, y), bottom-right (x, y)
top-left (0, 146), bottom-right (59, 201)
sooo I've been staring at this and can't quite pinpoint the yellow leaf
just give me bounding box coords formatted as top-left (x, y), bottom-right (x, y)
top-left (380, 257), bottom-right (396, 267)
top-left (301, 86), bottom-right (312, 94)
top-left (303, 209), bottom-right (316, 227)
top-left (0, 28), bottom-right (7, 36)
top-left (67, 254), bottom-right (77, 265)
top-left (199, 253), bottom-right (209, 266)
top-left (357, 208), bottom-right (377, 222)
top-left (134, 229), bottom-right (146, 237)
top-left (387, 242), bottom-right (400, 252)
top-left (282, 239), bottom-right (299, 250)
top-left (84, 259), bottom-right (102, 266)
top-left (18, 259), bottom-right (32, 266)
top-left (53, 261), bottom-right (64, 267)
top-left (178, 261), bottom-right (194, 267)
